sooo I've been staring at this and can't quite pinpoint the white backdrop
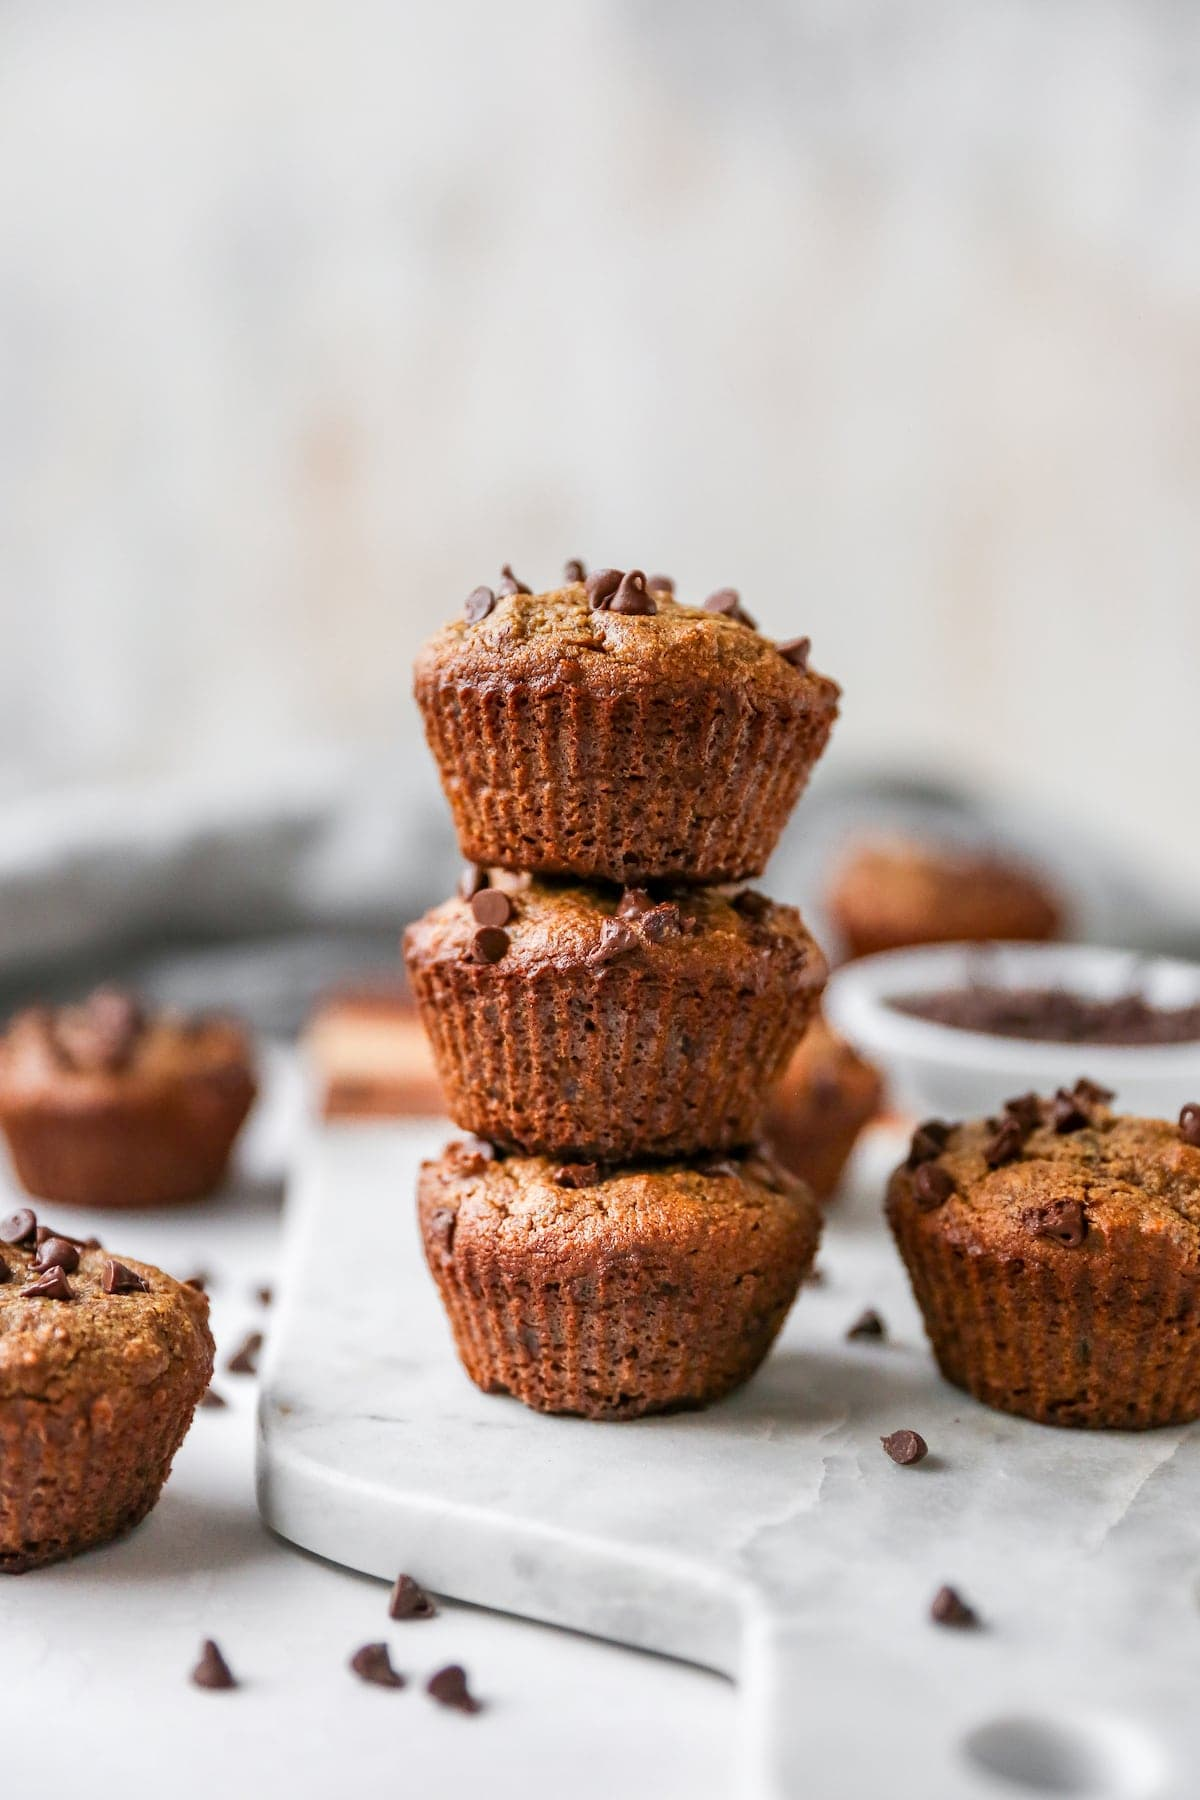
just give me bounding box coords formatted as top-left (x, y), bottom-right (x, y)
top-left (1, 0), bottom-right (1198, 893)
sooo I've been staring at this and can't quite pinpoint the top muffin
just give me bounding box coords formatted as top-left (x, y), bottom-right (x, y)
top-left (415, 569), bottom-right (839, 884)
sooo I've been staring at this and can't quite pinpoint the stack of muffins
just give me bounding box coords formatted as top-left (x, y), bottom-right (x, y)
top-left (405, 563), bottom-right (840, 1420)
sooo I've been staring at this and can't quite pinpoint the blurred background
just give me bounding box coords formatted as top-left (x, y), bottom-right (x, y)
top-left (1, 0), bottom-right (1198, 1021)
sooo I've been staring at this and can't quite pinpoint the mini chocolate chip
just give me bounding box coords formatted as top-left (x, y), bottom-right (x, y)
top-left (563, 558), bottom-right (586, 583)
top-left (1074, 1077), bottom-right (1115, 1107)
top-left (930, 1586), bottom-right (978, 1627)
top-left (553, 1163), bottom-right (601, 1188)
top-left (881, 1429), bottom-right (928, 1466)
top-left (697, 1158), bottom-right (739, 1178)
top-left (591, 918), bottom-right (639, 965)
top-left (732, 889), bottom-right (771, 922)
top-left (640, 902), bottom-right (686, 943)
top-left (103, 1258), bottom-right (148, 1294)
top-left (199, 1388), bottom-right (228, 1410)
top-left (703, 588), bottom-right (757, 629)
top-left (256, 1285), bottom-right (273, 1306)
top-left (912, 1163), bottom-right (956, 1210)
top-left (33, 1236), bottom-right (80, 1274)
top-left (607, 569), bottom-right (657, 616)
top-left (1022, 1199), bottom-right (1087, 1248)
top-left (648, 573), bottom-right (674, 592)
top-left (0, 1208), bottom-right (36, 1246)
top-left (426, 1664), bottom-right (481, 1713)
top-left (616, 887), bottom-right (655, 918)
top-left (847, 1309), bottom-right (886, 1341)
top-left (350, 1642), bottom-right (405, 1688)
top-left (908, 1121), bottom-right (950, 1167)
top-left (984, 1117), bottom-right (1026, 1167)
top-left (497, 563), bottom-right (531, 596)
top-left (185, 1272), bottom-right (209, 1292)
top-left (0, 1259), bottom-right (9, 1284)
top-left (1051, 1088), bottom-right (1091, 1133)
top-left (388, 1574), bottom-right (437, 1621)
top-left (191, 1640), bottom-right (237, 1689)
top-left (472, 926), bottom-right (510, 964)
top-left (470, 888), bottom-right (513, 929)
top-left (226, 1331), bottom-right (263, 1376)
top-left (777, 635), bottom-right (811, 669)
top-left (585, 567), bottom-right (623, 610)
top-left (1180, 1103), bottom-right (1200, 1147)
top-left (458, 864), bottom-right (489, 900)
top-left (1003, 1092), bottom-right (1042, 1132)
top-left (20, 1266), bottom-right (73, 1301)
top-left (464, 585), bottom-right (496, 623)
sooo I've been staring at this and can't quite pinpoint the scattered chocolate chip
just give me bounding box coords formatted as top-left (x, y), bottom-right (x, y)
top-left (912, 1163), bottom-right (956, 1211)
top-left (984, 1117), bottom-right (1026, 1168)
top-left (553, 1163), bottom-right (601, 1188)
top-left (33, 1236), bottom-right (80, 1274)
top-left (777, 636), bottom-right (811, 669)
top-left (731, 888), bottom-right (771, 922)
top-left (881, 1429), bottom-right (928, 1466)
top-left (497, 563), bottom-right (531, 596)
top-left (470, 888), bottom-right (513, 929)
top-left (0, 1208), bottom-right (36, 1246)
top-left (703, 588), bottom-right (757, 629)
top-left (1021, 1199), bottom-right (1087, 1248)
top-left (103, 1258), bottom-right (148, 1294)
top-left (585, 567), bottom-right (622, 610)
top-left (563, 558), bottom-right (586, 583)
top-left (1051, 1088), bottom-right (1090, 1133)
top-left (226, 1331), bottom-right (263, 1376)
top-left (908, 1121), bottom-right (951, 1167)
top-left (255, 1285), bottom-right (273, 1307)
top-left (350, 1642), bottom-right (405, 1689)
top-left (1074, 1077), bottom-right (1115, 1107)
top-left (607, 569), bottom-right (657, 616)
top-left (847, 1309), bottom-right (886, 1341)
top-left (472, 926), bottom-right (510, 964)
top-left (1180, 1103), bottom-right (1200, 1147)
top-left (697, 1158), bottom-right (739, 1178)
top-left (591, 918), bottom-right (639, 965)
top-left (648, 573), bottom-right (674, 592)
top-left (191, 1640), bottom-right (237, 1689)
top-left (389, 1574), bottom-right (437, 1621)
top-left (199, 1388), bottom-right (228, 1410)
top-left (458, 864), bottom-right (488, 900)
top-left (426, 1664), bottom-right (481, 1713)
top-left (930, 1585), bottom-right (978, 1627)
top-left (20, 1266), bottom-right (73, 1301)
top-left (616, 887), bottom-right (655, 918)
top-left (464, 585), bottom-right (496, 623)
top-left (1003, 1092), bottom-right (1042, 1132)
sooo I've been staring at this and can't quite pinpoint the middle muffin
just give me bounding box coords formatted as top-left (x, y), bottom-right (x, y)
top-left (404, 872), bottom-right (827, 1162)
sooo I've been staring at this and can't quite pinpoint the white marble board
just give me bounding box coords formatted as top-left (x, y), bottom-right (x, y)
top-left (259, 1119), bottom-right (1199, 1800)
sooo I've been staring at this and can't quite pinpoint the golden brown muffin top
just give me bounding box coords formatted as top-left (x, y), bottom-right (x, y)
top-left (888, 1086), bottom-right (1200, 1265)
top-left (0, 1203), bottom-right (212, 1402)
top-left (827, 835), bottom-right (1062, 951)
top-left (421, 1139), bottom-right (817, 1282)
top-left (415, 574), bottom-right (840, 713)
top-left (0, 988), bottom-right (255, 1107)
top-left (404, 871), bottom-right (828, 992)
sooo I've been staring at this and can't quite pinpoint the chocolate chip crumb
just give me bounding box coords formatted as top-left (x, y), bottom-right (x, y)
top-left (34, 1236), bottom-right (81, 1274)
top-left (191, 1639), bottom-right (237, 1690)
top-left (470, 888), bottom-right (513, 929)
top-left (389, 1574), bottom-right (437, 1621)
top-left (912, 1163), bottom-right (956, 1211)
top-left (563, 558), bottom-right (586, 583)
top-left (553, 1163), bottom-right (601, 1188)
top-left (585, 567), bottom-right (622, 610)
top-left (20, 1266), bottom-right (73, 1301)
top-left (497, 563), bottom-right (531, 596)
top-left (607, 569), bottom-right (657, 616)
top-left (777, 636), bottom-right (812, 669)
top-left (1021, 1199), bottom-right (1087, 1248)
top-left (458, 864), bottom-right (489, 901)
top-left (847, 1309), bottom-right (886, 1341)
top-left (1181, 1104), bottom-right (1200, 1147)
top-left (472, 926), bottom-right (510, 964)
top-left (226, 1331), bottom-right (263, 1376)
top-left (426, 1664), bottom-right (482, 1713)
top-left (103, 1259), bottom-right (148, 1294)
top-left (255, 1285), bottom-right (273, 1307)
top-left (464, 585), bottom-right (496, 623)
top-left (0, 1208), bottom-right (36, 1246)
top-left (199, 1388), bottom-right (228, 1410)
top-left (984, 1117), bottom-right (1026, 1168)
top-left (930, 1586), bottom-right (978, 1627)
top-left (350, 1642), bottom-right (405, 1688)
top-left (881, 1429), bottom-right (928, 1466)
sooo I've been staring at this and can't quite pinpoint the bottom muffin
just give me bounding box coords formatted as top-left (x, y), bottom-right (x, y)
top-left (887, 1085), bottom-right (1200, 1429)
top-left (0, 1206), bottom-right (213, 1569)
top-left (418, 1141), bottom-right (820, 1420)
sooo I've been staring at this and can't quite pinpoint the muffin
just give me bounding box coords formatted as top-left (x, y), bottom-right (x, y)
top-left (887, 1085), bottom-right (1200, 1428)
top-left (765, 1014), bottom-right (883, 1198)
top-left (415, 572), bottom-right (839, 884)
top-left (418, 1139), bottom-right (820, 1419)
top-left (0, 989), bottom-right (257, 1208)
top-left (825, 835), bottom-right (1063, 960)
top-left (404, 873), bottom-right (827, 1161)
top-left (0, 1207), bottom-right (213, 1569)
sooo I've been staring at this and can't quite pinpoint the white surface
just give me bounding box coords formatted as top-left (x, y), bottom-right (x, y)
top-left (262, 1114), bottom-right (1200, 1800)
top-left (0, 1055), bottom-right (733, 1800)
top-left (826, 941), bottom-right (1200, 1122)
